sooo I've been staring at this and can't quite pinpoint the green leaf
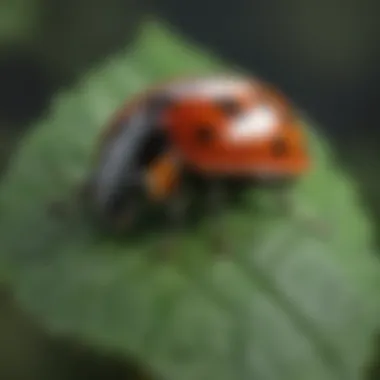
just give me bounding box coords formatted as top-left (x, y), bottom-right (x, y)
top-left (1, 20), bottom-right (380, 380)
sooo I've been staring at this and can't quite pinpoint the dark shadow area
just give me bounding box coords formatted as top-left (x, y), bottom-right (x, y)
top-left (76, 169), bottom-right (287, 246)
top-left (365, 333), bottom-right (380, 380)
top-left (0, 0), bottom-right (146, 180)
top-left (0, 285), bottom-right (158, 380)
top-left (0, 50), bottom-right (56, 179)
top-left (0, 50), bottom-right (54, 126)
top-left (38, 0), bottom-right (145, 84)
top-left (0, 0), bottom-right (146, 127)
top-left (50, 340), bottom-right (158, 380)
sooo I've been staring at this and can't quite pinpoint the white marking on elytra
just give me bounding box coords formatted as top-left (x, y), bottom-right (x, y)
top-left (228, 105), bottom-right (279, 142)
top-left (165, 76), bottom-right (251, 99)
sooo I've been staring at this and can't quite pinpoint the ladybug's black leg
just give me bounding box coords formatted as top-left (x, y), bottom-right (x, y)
top-left (206, 180), bottom-right (234, 256)
top-left (156, 187), bottom-right (190, 258)
top-left (166, 190), bottom-right (189, 231)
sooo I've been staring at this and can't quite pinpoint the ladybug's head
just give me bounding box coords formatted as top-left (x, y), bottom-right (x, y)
top-left (88, 106), bottom-right (179, 231)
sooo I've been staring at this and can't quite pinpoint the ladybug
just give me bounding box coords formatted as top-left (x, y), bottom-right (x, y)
top-left (84, 74), bottom-right (311, 246)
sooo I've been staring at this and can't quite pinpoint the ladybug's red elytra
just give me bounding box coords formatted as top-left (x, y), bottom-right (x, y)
top-left (85, 74), bottom-right (310, 234)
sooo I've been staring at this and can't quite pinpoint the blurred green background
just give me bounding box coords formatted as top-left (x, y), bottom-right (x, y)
top-left (0, 0), bottom-right (379, 379)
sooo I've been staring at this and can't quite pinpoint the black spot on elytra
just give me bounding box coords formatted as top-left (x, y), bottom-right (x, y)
top-left (271, 137), bottom-right (288, 157)
top-left (195, 124), bottom-right (214, 145)
top-left (136, 129), bottom-right (168, 167)
top-left (216, 98), bottom-right (241, 116)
